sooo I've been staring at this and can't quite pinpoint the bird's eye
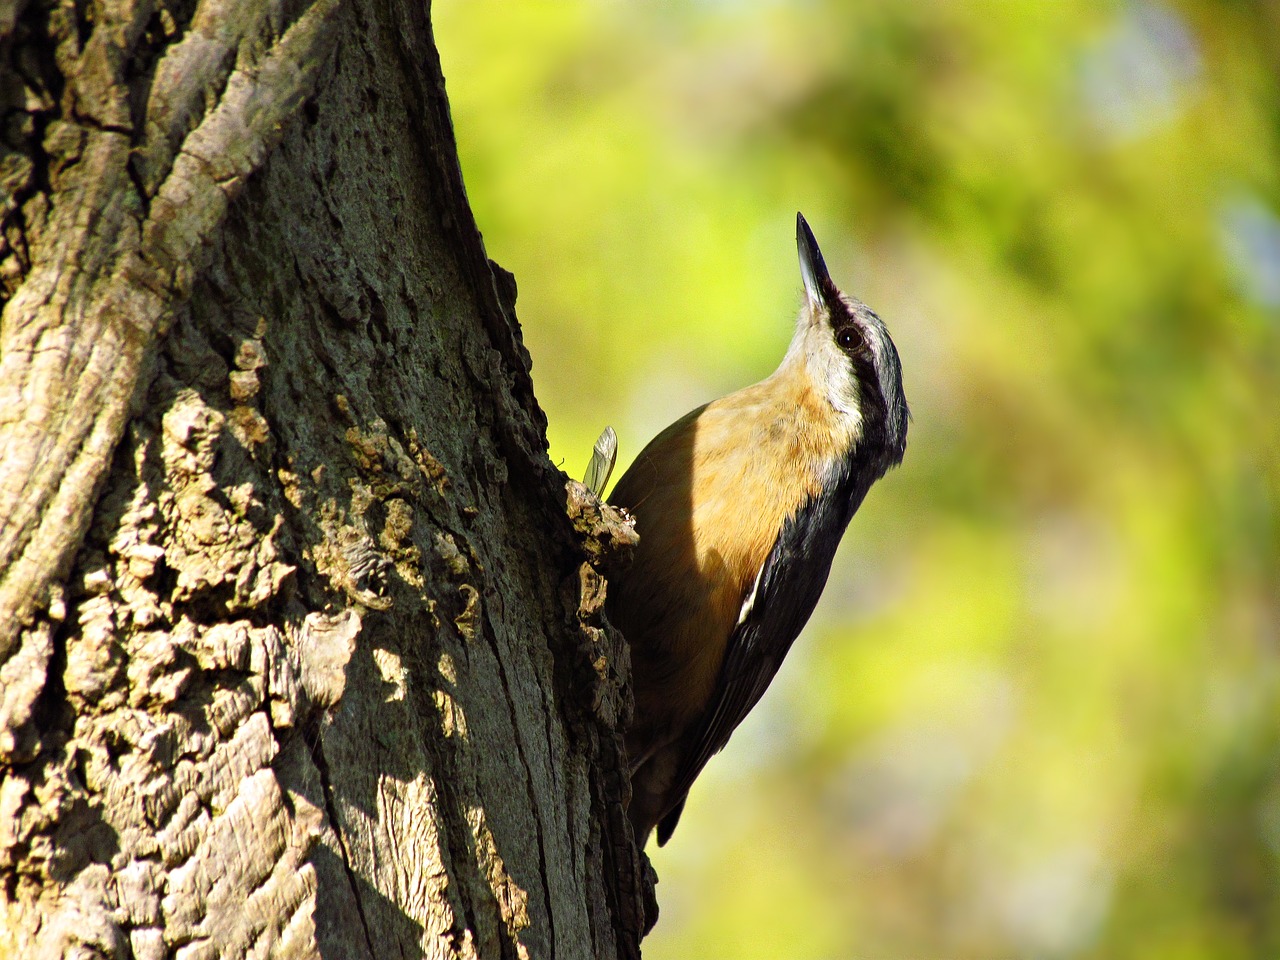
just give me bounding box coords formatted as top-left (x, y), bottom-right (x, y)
top-left (836, 328), bottom-right (864, 352)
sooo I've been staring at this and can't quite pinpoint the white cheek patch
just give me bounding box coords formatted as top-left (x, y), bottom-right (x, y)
top-left (802, 323), bottom-right (863, 431)
top-left (777, 302), bottom-right (866, 450)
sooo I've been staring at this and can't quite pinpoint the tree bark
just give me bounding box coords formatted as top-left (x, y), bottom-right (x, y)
top-left (0, 1), bottom-right (649, 957)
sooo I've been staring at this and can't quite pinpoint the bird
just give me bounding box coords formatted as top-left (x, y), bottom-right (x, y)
top-left (606, 212), bottom-right (909, 849)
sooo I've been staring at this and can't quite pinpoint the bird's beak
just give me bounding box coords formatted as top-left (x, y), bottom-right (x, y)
top-left (796, 212), bottom-right (833, 312)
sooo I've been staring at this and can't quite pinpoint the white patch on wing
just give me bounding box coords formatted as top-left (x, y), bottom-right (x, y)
top-left (738, 561), bottom-right (767, 626)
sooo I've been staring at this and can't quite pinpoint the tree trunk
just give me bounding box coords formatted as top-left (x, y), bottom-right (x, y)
top-left (0, 1), bottom-right (649, 957)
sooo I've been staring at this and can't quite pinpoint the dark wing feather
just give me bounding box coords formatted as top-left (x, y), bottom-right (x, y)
top-left (655, 465), bottom-right (873, 843)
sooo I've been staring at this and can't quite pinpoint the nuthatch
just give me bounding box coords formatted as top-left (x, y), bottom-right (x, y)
top-left (607, 213), bottom-right (909, 848)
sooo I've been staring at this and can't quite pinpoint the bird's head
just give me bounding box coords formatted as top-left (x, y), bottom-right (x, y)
top-left (784, 212), bottom-right (909, 475)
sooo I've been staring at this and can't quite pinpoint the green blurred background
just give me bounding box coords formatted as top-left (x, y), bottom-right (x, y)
top-left (434, 2), bottom-right (1280, 956)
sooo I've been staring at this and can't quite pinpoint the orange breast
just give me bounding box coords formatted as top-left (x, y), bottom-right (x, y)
top-left (608, 372), bottom-right (845, 754)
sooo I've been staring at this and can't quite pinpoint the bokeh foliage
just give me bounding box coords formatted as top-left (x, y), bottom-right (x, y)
top-left (435, 1), bottom-right (1280, 956)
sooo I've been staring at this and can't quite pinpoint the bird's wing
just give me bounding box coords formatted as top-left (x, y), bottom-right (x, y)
top-left (654, 479), bottom-right (860, 844)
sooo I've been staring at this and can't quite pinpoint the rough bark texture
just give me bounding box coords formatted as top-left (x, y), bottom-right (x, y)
top-left (0, 1), bottom-right (650, 957)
